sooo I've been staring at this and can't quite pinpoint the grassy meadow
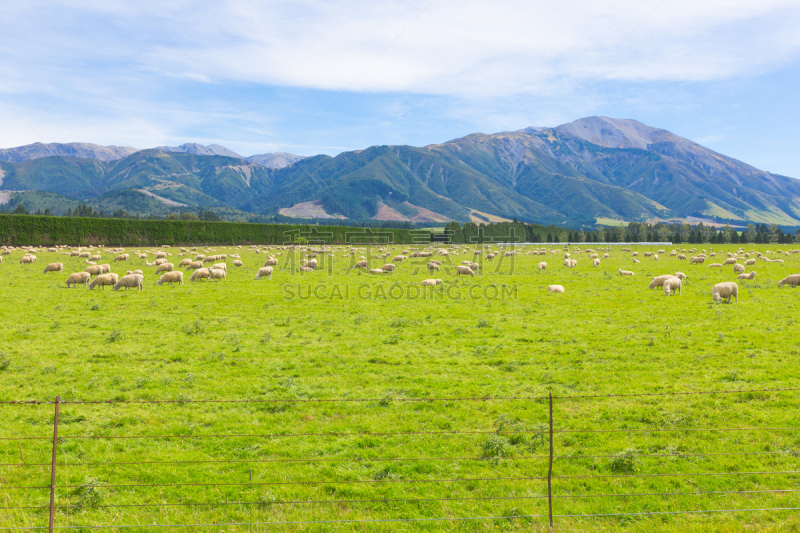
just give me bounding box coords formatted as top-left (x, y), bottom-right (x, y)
top-left (1, 242), bottom-right (800, 532)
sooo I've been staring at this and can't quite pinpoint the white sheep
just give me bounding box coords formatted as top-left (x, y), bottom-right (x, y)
top-left (663, 277), bottom-right (682, 296)
top-left (618, 269), bottom-right (634, 276)
top-left (89, 273), bottom-right (119, 290)
top-left (255, 266), bottom-right (273, 280)
top-left (66, 272), bottom-right (91, 288)
top-left (737, 272), bottom-right (756, 280)
top-left (547, 285), bottom-right (565, 293)
top-left (649, 275), bottom-right (673, 289)
top-left (381, 264), bottom-right (395, 272)
top-left (187, 261), bottom-right (203, 270)
top-left (155, 263), bottom-right (174, 274)
top-left (673, 272), bottom-right (687, 280)
top-left (712, 282), bottom-right (738, 303)
top-left (456, 265), bottom-right (475, 277)
top-left (190, 268), bottom-right (211, 281)
top-left (538, 262), bottom-right (547, 271)
top-left (211, 263), bottom-right (227, 272)
top-left (113, 273), bottom-right (144, 291)
top-left (233, 260), bottom-right (243, 267)
top-left (733, 264), bottom-right (745, 274)
top-left (84, 264), bottom-right (105, 276)
top-left (593, 258), bottom-right (600, 267)
top-left (421, 279), bottom-right (443, 286)
top-left (779, 274), bottom-right (800, 287)
top-left (208, 268), bottom-right (226, 281)
top-left (43, 262), bottom-right (64, 274)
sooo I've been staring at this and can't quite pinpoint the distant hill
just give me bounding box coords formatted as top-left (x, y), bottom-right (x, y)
top-left (0, 142), bottom-right (137, 162)
top-left (2, 117), bottom-right (800, 226)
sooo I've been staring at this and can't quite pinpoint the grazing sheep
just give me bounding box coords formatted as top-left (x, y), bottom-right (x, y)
top-left (538, 262), bottom-right (547, 271)
top-left (653, 254), bottom-right (659, 261)
top-left (674, 272), bottom-right (688, 280)
top-left (113, 274), bottom-right (144, 291)
top-left (126, 269), bottom-right (143, 275)
top-left (155, 263), bottom-right (174, 274)
top-left (381, 264), bottom-right (395, 272)
top-left (649, 275), bottom-right (674, 289)
top-left (678, 254), bottom-right (687, 260)
top-left (209, 268), bottom-right (226, 281)
top-left (618, 269), bottom-right (634, 276)
top-left (194, 255), bottom-right (206, 261)
top-left (19, 255), bottom-right (35, 264)
top-left (722, 258), bottom-right (737, 266)
top-left (733, 264), bottom-right (745, 274)
top-left (89, 273), bottom-right (119, 290)
top-left (663, 277), bottom-right (682, 296)
top-left (691, 257), bottom-right (705, 264)
top-left (299, 266), bottom-right (314, 272)
top-left (88, 255), bottom-right (101, 262)
top-left (369, 268), bottom-right (385, 274)
top-left (65, 272), bottom-right (91, 288)
top-left (187, 261), bottom-right (203, 270)
top-left (211, 263), bottom-right (227, 272)
top-left (84, 264), bottom-right (105, 276)
top-left (255, 266), bottom-right (273, 280)
top-left (354, 260), bottom-right (369, 269)
top-left (178, 258), bottom-right (192, 267)
top-left (43, 262), bottom-right (64, 274)
top-left (421, 279), bottom-right (443, 286)
top-left (155, 252), bottom-right (167, 259)
top-left (190, 268), bottom-right (211, 282)
top-left (306, 259), bottom-right (318, 269)
top-left (456, 265), bottom-right (476, 277)
top-left (708, 263), bottom-right (723, 268)
top-left (593, 259), bottom-right (601, 267)
top-left (779, 274), bottom-right (800, 287)
top-left (737, 272), bottom-right (756, 280)
top-left (427, 262), bottom-right (440, 272)
top-left (570, 259), bottom-right (577, 268)
top-left (712, 282), bottom-right (738, 303)
top-left (153, 258), bottom-right (167, 266)
top-left (745, 259), bottom-right (756, 266)
top-left (563, 259), bottom-right (571, 268)
top-left (547, 285), bottom-right (565, 293)
top-left (233, 260), bottom-right (243, 267)
top-left (114, 254), bottom-right (129, 262)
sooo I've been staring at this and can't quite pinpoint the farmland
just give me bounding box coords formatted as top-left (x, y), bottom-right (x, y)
top-left (1, 242), bottom-right (800, 532)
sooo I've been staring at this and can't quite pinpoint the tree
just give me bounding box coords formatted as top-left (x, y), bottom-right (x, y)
top-left (180, 212), bottom-right (200, 221)
top-left (547, 233), bottom-right (553, 243)
top-left (12, 203), bottom-right (29, 215)
top-left (164, 213), bottom-right (180, 221)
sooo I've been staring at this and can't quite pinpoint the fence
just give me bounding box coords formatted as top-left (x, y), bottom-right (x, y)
top-left (2, 388), bottom-right (799, 531)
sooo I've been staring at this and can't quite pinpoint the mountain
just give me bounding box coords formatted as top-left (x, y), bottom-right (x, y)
top-left (246, 152), bottom-right (307, 169)
top-left (0, 142), bottom-right (137, 162)
top-left (2, 117), bottom-right (799, 226)
top-left (150, 143), bottom-right (244, 159)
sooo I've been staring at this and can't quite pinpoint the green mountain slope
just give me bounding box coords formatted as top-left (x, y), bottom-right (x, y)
top-left (3, 118), bottom-right (800, 226)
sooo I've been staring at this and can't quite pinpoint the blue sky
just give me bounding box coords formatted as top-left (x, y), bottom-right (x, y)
top-left (2, 0), bottom-right (800, 176)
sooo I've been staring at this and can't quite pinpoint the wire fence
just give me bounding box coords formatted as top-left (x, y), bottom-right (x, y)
top-left (1, 387), bottom-right (799, 531)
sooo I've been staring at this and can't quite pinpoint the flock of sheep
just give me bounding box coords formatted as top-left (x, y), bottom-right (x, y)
top-left (3, 242), bottom-right (800, 302)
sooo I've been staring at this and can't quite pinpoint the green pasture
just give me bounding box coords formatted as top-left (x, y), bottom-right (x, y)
top-left (1, 242), bottom-right (799, 532)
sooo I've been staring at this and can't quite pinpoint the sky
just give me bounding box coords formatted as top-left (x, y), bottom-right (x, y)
top-left (2, 0), bottom-right (800, 176)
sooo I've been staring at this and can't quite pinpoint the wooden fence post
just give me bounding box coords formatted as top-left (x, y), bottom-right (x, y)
top-left (49, 396), bottom-right (61, 533)
top-left (548, 392), bottom-right (554, 532)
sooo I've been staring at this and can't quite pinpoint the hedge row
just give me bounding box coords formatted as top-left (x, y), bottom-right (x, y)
top-left (0, 215), bottom-right (424, 246)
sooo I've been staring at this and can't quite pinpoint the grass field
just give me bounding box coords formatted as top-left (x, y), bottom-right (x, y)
top-left (1, 242), bottom-right (800, 532)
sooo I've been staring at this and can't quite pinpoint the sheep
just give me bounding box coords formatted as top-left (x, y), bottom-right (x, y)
top-left (421, 279), bottom-right (442, 286)
top-left (114, 254), bottom-right (129, 262)
top-left (84, 260), bottom-right (96, 266)
top-left (369, 268), bottom-right (385, 274)
top-left (306, 259), bottom-right (318, 269)
top-left (194, 254), bottom-right (206, 261)
top-left (187, 261), bottom-right (203, 270)
top-left (593, 259), bottom-right (601, 267)
top-left (456, 265), bottom-right (476, 277)
top-left (153, 258), bottom-right (167, 266)
top-left (779, 274), bottom-right (800, 287)
top-left (355, 260), bottom-right (368, 269)
top-left (538, 262), bottom-right (547, 271)
top-left (79, 252), bottom-right (90, 258)
top-left (653, 254), bottom-right (659, 261)
top-left (678, 254), bottom-right (687, 260)
top-left (563, 259), bottom-right (571, 268)
top-left (690, 257), bottom-right (705, 264)
top-left (712, 282), bottom-right (738, 303)
top-left (733, 264), bottom-right (745, 274)
top-left (88, 254), bottom-right (101, 262)
top-left (43, 262), bottom-right (64, 274)
top-left (84, 264), bottom-right (105, 276)
top-left (674, 272), bottom-right (688, 280)
top-left (113, 273), bottom-right (144, 291)
top-left (233, 260), bottom-right (243, 267)
top-left (708, 263), bottom-right (723, 268)
top-left (255, 266), bottom-right (273, 280)
top-left (649, 275), bottom-right (674, 289)
top-left (208, 268), bottom-right (226, 281)
top-left (211, 263), bottom-right (227, 272)
top-left (570, 259), bottom-right (577, 268)
top-left (737, 272), bottom-right (756, 280)
top-left (138, 253), bottom-right (148, 259)
top-left (547, 285), bottom-right (565, 293)
top-left (427, 262), bottom-right (440, 272)
top-left (178, 258), bottom-right (192, 267)
top-left (155, 252), bottom-right (167, 259)
top-left (89, 273), bottom-right (119, 290)
top-left (722, 258), bottom-right (737, 266)
top-left (745, 259), bottom-right (756, 266)
top-left (381, 264), bottom-right (395, 273)
top-left (618, 269), bottom-right (634, 276)
top-left (19, 255), bottom-right (35, 264)
top-left (190, 268), bottom-right (211, 281)
top-left (468, 262), bottom-right (480, 271)
top-left (126, 269), bottom-right (143, 275)
top-left (155, 263), bottom-right (174, 274)
top-left (65, 272), bottom-right (91, 288)
top-left (663, 277), bottom-right (682, 296)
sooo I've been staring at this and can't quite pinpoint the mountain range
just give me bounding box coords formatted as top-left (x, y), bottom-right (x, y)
top-left (2, 117), bottom-right (799, 227)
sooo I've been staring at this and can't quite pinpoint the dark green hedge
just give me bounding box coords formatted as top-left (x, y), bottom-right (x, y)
top-left (0, 215), bottom-right (422, 246)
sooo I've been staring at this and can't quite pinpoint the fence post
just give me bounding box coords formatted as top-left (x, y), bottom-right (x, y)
top-left (548, 392), bottom-right (553, 532)
top-left (49, 395), bottom-right (61, 533)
